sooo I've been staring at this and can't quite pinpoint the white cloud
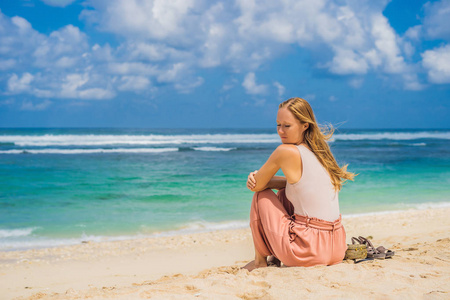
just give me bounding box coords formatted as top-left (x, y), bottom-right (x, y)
top-left (11, 15), bottom-right (33, 32)
top-left (8, 73), bottom-right (34, 93)
top-left (404, 25), bottom-right (422, 41)
top-left (20, 99), bottom-right (52, 111)
top-left (273, 81), bottom-right (285, 97)
top-left (108, 62), bottom-right (158, 76)
top-left (34, 88), bottom-right (54, 98)
top-left (157, 63), bottom-right (188, 83)
top-left (55, 56), bottom-right (78, 68)
top-left (422, 44), bottom-right (450, 84)
top-left (0, 9), bottom-right (156, 100)
top-left (242, 72), bottom-right (267, 95)
top-left (221, 78), bottom-right (238, 92)
top-left (364, 49), bottom-right (382, 68)
top-left (91, 43), bottom-right (114, 62)
top-left (198, 3), bottom-right (230, 68)
top-left (402, 41), bottom-right (415, 59)
top-left (126, 42), bottom-right (189, 62)
top-left (40, 0), bottom-right (76, 7)
top-left (78, 88), bottom-right (115, 100)
top-left (371, 15), bottom-right (407, 74)
top-left (174, 76), bottom-right (204, 93)
top-left (118, 76), bottom-right (151, 91)
top-left (423, 0), bottom-right (450, 41)
top-left (33, 25), bottom-right (89, 69)
top-left (81, 1), bottom-right (425, 90)
top-left (1, 0), bottom-right (448, 105)
top-left (0, 12), bottom-right (114, 101)
top-left (329, 48), bottom-right (368, 74)
top-left (402, 74), bottom-right (426, 91)
top-left (81, 0), bottom-right (198, 43)
top-left (59, 73), bottom-right (115, 99)
top-left (0, 14), bottom-right (44, 62)
top-left (61, 73), bottom-right (89, 98)
top-left (231, 0), bottom-right (413, 86)
top-left (5, 71), bottom-right (117, 100)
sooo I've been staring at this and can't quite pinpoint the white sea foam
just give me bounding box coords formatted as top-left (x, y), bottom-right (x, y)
top-left (0, 234), bottom-right (137, 251)
top-left (148, 220), bottom-right (249, 238)
top-left (0, 147), bottom-right (238, 154)
top-left (411, 202), bottom-right (450, 210)
top-left (0, 221), bottom-right (249, 251)
top-left (193, 147), bottom-right (235, 151)
top-left (331, 131), bottom-right (450, 141)
top-left (343, 201), bottom-right (450, 219)
top-left (0, 133), bottom-right (279, 147)
top-left (0, 227), bottom-right (38, 238)
top-left (0, 131), bottom-right (448, 147)
top-left (0, 148), bottom-right (179, 154)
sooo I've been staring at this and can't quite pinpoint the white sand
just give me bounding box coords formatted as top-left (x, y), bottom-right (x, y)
top-left (1, 207), bottom-right (449, 299)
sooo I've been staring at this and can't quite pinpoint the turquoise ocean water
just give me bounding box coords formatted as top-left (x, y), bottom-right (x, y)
top-left (0, 128), bottom-right (449, 251)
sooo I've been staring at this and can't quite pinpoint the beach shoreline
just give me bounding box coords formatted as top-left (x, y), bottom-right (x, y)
top-left (3, 201), bottom-right (450, 253)
top-left (1, 206), bottom-right (449, 299)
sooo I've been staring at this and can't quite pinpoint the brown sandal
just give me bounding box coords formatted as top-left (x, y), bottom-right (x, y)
top-left (376, 245), bottom-right (395, 259)
top-left (358, 236), bottom-right (386, 260)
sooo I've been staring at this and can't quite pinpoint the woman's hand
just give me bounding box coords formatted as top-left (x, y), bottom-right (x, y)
top-left (247, 170), bottom-right (258, 191)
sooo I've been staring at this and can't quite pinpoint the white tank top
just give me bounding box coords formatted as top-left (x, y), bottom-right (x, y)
top-left (285, 144), bottom-right (340, 222)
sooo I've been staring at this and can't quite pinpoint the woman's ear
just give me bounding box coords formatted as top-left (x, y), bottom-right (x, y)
top-left (303, 123), bottom-right (309, 131)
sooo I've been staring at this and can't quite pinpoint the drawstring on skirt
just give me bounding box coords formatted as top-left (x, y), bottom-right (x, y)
top-left (288, 214), bottom-right (342, 246)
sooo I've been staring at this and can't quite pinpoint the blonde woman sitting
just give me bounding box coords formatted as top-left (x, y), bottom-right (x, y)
top-left (244, 97), bottom-right (355, 271)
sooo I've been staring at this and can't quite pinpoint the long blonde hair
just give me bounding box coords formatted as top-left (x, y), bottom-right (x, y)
top-left (279, 97), bottom-right (355, 191)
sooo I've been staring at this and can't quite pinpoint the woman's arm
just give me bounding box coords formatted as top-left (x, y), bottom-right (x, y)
top-left (247, 144), bottom-right (301, 192)
top-left (247, 174), bottom-right (286, 191)
top-left (265, 176), bottom-right (287, 190)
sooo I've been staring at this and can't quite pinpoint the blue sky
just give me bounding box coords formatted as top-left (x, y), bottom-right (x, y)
top-left (0, 0), bottom-right (449, 128)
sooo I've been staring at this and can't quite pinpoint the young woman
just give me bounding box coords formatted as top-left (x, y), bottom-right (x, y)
top-left (243, 97), bottom-right (355, 271)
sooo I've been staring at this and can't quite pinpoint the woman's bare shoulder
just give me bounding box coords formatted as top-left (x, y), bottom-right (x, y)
top-left (273, 144), bottom-right (301, 158)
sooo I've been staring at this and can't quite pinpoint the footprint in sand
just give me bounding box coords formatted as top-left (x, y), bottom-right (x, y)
top-left (419, 272), bottom-right (441, 279)
top-left (423, 290), bottom-right (448, 299)
top-left (185, 284), bottom-right (200, 293)
top-left (238, 289), bottom-right (270, 300)
top-left (250, 280), bottom-right (271, 288)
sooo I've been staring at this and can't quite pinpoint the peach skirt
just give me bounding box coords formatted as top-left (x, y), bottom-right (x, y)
top-left (250, 188), bottom-right (346, 267)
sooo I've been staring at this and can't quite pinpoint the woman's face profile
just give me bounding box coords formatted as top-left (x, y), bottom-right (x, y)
top-left (276, 107), bottom-right (308, 145)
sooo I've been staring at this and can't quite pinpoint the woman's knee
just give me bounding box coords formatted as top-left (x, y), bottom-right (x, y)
top-left (251, 189), bottom-right (276, 216)
top-left (254, 188), bottom-right (276, 201)
top-left (252, 189), bottom-right (274, 206)
top-left (251, 189), bottom-right (279, 214)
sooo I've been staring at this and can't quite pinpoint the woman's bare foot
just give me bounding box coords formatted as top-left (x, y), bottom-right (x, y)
top-left (241, 259), bottom-right (268, 272)
top-left (267, 255), bottom-right (281, 267)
